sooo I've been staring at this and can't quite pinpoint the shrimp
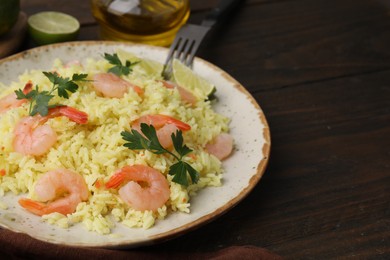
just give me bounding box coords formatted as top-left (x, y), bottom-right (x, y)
top-left (92, 72), bottom-right (143, 98)
top-left (160, 80), bottom-right (197, 105)
top-left (205, 133), bottom-right (234, 160)
top-left (105, 165), bottom-right (170, 211)
top-left (18, 169), bottom-right (89, 216)
top-left (13, 106), bottom-right (88, 156)
top-left (131, 114), bottom-right (191, 148)
top-left (0, 81), bottom-right (33, 114)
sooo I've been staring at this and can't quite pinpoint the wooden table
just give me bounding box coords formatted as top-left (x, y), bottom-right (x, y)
top-left (9, 0), bottom-right (390, 258)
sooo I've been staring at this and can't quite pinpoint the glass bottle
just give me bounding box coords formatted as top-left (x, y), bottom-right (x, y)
top-left (90, 0), bottom-right (190, 46)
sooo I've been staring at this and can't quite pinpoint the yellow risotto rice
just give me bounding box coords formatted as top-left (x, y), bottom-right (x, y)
top-left (0, 51), bottom-right (230, 234)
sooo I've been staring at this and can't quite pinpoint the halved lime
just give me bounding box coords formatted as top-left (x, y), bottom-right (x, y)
top-left (172, 59), bottom-right (216, 100)
top-left (28, 11), bottom-right (79, 45)
top-left (117, 49), bottom-right (164, 77)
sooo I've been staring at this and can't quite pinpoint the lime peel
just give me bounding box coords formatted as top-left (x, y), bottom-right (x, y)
top-left (28, 11), bottom-right (80, 45)
top-left (172, 59), bottom-right (216, 100)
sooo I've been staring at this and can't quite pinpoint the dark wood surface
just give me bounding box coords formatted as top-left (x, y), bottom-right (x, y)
top-left (6, 0), bottom-right (390, 258)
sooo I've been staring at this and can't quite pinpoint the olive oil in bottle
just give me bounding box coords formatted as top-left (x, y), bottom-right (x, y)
top-left (91, 0), bottom-right (190, 46)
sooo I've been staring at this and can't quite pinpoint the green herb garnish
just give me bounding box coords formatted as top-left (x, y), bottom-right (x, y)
top-left (121, 123), bottom-right (199, 186)
top-left (104, 53), bottom-right (138, 76)
top-left (15, 72), bottom-right (88, 116)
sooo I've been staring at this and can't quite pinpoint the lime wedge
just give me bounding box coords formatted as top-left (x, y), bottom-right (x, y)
top-left (172, 59), bottom-right (216, 100)
top-left (117, 49), bottom-right (163, 77)
top-left (116, 49), bottom-right (139, 63)
top-left (140, 59), bottom-right (164, 77)
top-left (28, 11), bottom-right (79, 45)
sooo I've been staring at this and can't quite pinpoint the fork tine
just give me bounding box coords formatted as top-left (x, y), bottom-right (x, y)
top-left (182, 40), bottom-right (195, 66)
top-left (176, 39), bottom-right (189, 62)
top-left (162, 24), bottom-right (211, 79)
top-left (186, 40), bottom-right (201, 66)
top-left (162, 36), bottom-right (182, 79)
top-left (164, 37), bottom-right (180, 67)
top-left (173, 38), bottom-right (187, 61)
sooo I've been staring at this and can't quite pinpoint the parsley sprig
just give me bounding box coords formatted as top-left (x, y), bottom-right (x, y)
top-left (15, 72), bottom-right (88, 116)
top-left (121, 123), bottom-right (200, 186)
top-left (104, 53), bottom-right (139, 76)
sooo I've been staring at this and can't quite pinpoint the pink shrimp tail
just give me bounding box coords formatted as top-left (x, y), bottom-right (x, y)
top-left (23, 81), bottom-right (33, 94)
top-left (131, 85), bottom-right (144, 95)
top-left (105, 170), bottom-right (130, 189)
top-left (19, 197), bottom-right (78, 216)
top-left (132, 114), bottom-right (191, 131)
top-left (47, 106), bottom-right (88, 124)
top-left (155, 115), bottom-right (191, 131)
top-left (163, 115), bottom-right (191, 131)
top-left (18, 198), bottom-right (47, 216)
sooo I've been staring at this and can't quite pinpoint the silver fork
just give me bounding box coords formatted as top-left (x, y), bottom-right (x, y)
top-left (162, 0), bottom-right (242, 79)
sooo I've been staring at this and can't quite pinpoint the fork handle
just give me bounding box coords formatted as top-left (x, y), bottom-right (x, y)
top-left (201, 0), bottom-right (243, 27)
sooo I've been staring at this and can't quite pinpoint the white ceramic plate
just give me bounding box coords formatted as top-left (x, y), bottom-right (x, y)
top-left (0, 41), bottom-right (270, 248)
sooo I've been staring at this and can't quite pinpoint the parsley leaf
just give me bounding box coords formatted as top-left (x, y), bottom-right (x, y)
top-left (72, 73), bottom-right (89, 82)
top-left (30, 91), bottom-right (54, 116)
top-left (121, 130), bottom-right (147, 150)
top-left (172, 130), bottom-right (192, 157)
top-left (15, 71), bottom-right (88, 116)
top-left (43, 72), bottom-right (88, 99)
top-left (104, 53), bottom-right (138, 76)
top-left (15, 88), bottom-right (36, 100)
top-left (169, 161), bottom-right (200, 187)
top-left (121, 123), bottom-right (199, 186)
